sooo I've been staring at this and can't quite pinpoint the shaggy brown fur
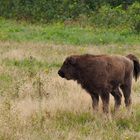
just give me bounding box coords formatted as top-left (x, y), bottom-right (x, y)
top-left (58, 54), bottom-right (140, 114)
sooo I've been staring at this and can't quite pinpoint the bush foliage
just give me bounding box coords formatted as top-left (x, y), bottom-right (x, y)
top-left (0, 0), bottom-right (139, 33)
top-left (89, 2), bottom-right (140, 32)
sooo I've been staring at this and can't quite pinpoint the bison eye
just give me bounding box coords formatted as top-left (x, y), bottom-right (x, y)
top-left (68, 57), bottom-right (76, 65)
top-left (64, 62), bottom-right (69, 66)
top-left (66, 62), bottom-right (69, 65)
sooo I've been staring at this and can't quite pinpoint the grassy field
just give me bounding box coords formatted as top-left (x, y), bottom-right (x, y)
top-left (0, 19), bottom-right (140, 140)
top-left (0, 18), bottom-right (140, 46)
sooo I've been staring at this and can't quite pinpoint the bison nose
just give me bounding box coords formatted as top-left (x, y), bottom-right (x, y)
top-left (58, 70), bottom-right (65, 78)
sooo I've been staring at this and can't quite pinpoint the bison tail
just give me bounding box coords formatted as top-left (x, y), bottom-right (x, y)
top-left (126, 54), bottom-right (140, 81)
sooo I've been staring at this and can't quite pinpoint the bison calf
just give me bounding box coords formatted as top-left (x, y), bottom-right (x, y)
top-left (58, 54), bottom-right (140, 114)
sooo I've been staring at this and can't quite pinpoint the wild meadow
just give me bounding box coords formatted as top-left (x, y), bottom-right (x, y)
top-left (0, 18), bottom-right (140, 140)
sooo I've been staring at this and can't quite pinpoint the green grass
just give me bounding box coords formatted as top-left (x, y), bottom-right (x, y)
top-left (0, 18), bottom-right (139, 45)
top-left (0, 74), bottom-right (12, 83)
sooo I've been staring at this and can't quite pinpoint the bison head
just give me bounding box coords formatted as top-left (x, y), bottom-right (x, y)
top-left (58, 56), bottom-right (78, 80)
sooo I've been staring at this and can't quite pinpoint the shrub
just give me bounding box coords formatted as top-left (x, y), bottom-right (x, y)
top-left (128, 2), bottom-right (140, 33)
top-left (89, 5), bottom-right (128, 28)
top-left (88, 2), bottom-right (140, 32)
top-left (0, 0), bottom-right (90, 22)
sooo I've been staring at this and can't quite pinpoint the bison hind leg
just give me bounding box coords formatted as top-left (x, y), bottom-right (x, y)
top-left (100, 92), bottom-right (110, 114)
top-left (120, 84), bottom-right (132, 111)
top-left (120, 74), bottom-right (133, 113)
top-left (111, 88), bottom-right (122, 113)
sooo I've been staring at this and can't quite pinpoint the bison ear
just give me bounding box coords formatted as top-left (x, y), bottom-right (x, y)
top-left (68, 57), bottom-right (77, 65)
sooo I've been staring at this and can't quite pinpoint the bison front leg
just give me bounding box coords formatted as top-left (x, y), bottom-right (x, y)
top-left (100, 92), bottom-right (110, 114)
top-left (91, 93), bottom-right (99, 112)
